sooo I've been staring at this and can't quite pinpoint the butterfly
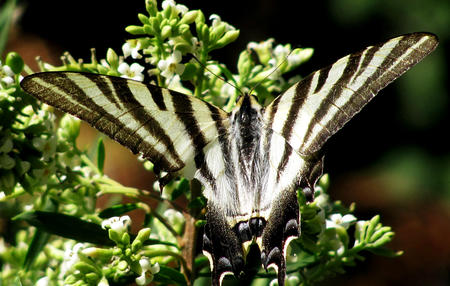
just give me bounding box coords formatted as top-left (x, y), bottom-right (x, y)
top-left (21, 32), bottom-right (438, 285)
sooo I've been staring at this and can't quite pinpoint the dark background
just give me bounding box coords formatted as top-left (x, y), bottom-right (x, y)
top-left (6, 0), bottom-right (449, 285)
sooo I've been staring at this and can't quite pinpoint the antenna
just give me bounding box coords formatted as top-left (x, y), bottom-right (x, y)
top-left (190, 55), bottom-right (243, 96)
top-left (247, 48), bottom-right (295, 96)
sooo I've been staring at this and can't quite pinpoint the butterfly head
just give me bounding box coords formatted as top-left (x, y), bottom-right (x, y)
top-left (231, 94), bottom-right (262, 125)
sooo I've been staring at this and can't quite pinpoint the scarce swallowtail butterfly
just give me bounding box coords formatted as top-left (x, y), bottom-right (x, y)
top-left (21, 32), bottom-right (438, 286)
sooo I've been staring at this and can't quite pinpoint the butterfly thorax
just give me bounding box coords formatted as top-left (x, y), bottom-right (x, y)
top-left (227, 94), bottom-right (269, 222)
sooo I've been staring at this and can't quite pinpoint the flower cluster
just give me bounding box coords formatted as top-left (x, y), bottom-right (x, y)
top-left (124, 0), bottom-right (239, 95)
top-left (0, 1), bottom-right (400, 285)
top-left (0, 52), bottom-right (60, 195)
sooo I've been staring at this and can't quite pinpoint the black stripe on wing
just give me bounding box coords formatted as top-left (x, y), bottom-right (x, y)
top-left (20, 72), bottom-right (228, 175)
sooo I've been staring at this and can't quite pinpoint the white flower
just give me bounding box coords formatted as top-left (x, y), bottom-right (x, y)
top-left (273, 44), bottom-right (290, 59)
top-left (101, 215), bottom-right (131, 233)
top-left (122, 42), bottom-right (142, 59)
top-left (136, 258), bottom-right (160, 285)
top-left (289, 48), bottom-right (314, 67)
top-left (98, 277), bottom-right (110, 286)
top-left (1, 64), bottom-right (15, 88)
top-left (157, 50), bottom-right (185, 81)
top-left (163, 209), bottom-right (185, 231)
top-left (326, 213), bottom-right (357, 230)
top-left (209, 14), bottom-right (235, 31)
top-left (118, 62), bottom-right (145, 81)
top-left (0, 191), bottom-right (5, 200)
top-left (162, 0), bottom-right (188, 15)
top-left (220, 82), bottom-right (237, 99)
top-left (166, 74), bottom-right (192, 95)
top-left (36, 276), bottom-right (50, 286)
top-left (247, 38), bottom-right (274, 52)
top-left (60, 243), bottom-right (84, 277)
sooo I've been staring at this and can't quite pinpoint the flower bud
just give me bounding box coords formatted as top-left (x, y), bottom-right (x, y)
top-left (58, 114), bottom-right (80, 143)
top-left (145, 0), bottom-right (158, 16)
top-left (121, 232), bottom-right (131, 245)
top-left (369, 226), bottom-right (392, 243)
top-left (117, 260), bottom-right (129, 271)
top-left (0, 170), bottom-right (15, 191)
top-left (176, 24), bottom-right (189, 36)
top-left (15, 160), bottom-right (30, 176)
top-left (149, 18), bottom-right (160, 34)
top-left (169, 19), bottom-right (178, 27)
top-left (210, 22), bottom-right (226, 42)
top-left (0, 154), bottom-right (15, 169)
top-left (197, 23), bottom-right (210, 43)
top-left (365, 215), bottom-right (380, 242)
top-left (5, 52), bottom-right (24, 74)
top-left (180, 10), bottom-right (198, 25)
top-left (74, 261), bottom-right (97, 274)
top-left (134, 228), bottom-right (151, 244)
top-left (161, 25), bottom-right (172, 39)
top-left (237, 50), bottom-right (252, 79)
top-left (85, 273), bottom-right (100, 284)
top-left (195, 10), bottom-right (205, 24)
top-left (163, 4), bottom-right (172, 19)
top-left (106, 48), bottom-right (119, 70)
top-left (213, 30), bottom-right (239, 50)
top-left (0, 137), bottom-right (13, 153)
top-left (82, 247), bottom-right (113, 261)
top-left (138, 13), bottom-right (149, 25)
top-left (126, 25), bottom-right (145, 35)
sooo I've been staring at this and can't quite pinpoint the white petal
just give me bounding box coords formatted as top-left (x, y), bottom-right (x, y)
top-left (174, 63), bottom-right (185, 75)
top-left (176, 4), bottom-right (188, 15)
top-left (130, 63), bottom-right (145, 73)
top-left (118, 62), bottom-right (130, 74)
top-left (150, 262), bottom-right (160, 274)
top-left (2, 65), bottom-right (14, 76)
top-left (158, 59), bottom-right (169, 71)
top-left (122, 43), bottom-right (132, 58)
top-left (135, 274), bottom-right (147, 285)
top-left (162, 0), bottom-right (175, 10)
top-left (139, 257), bottom-right (151, 270)
top-left (209, 14), bottom-right (221, 21)
top-left (172, 50), bottom-right (182, 63)
top-left (161, 69), bottom-right (173, 79)
top-left (1, 76), bottom-right (14, 87)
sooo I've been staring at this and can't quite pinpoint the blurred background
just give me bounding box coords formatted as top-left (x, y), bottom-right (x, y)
top-left (2, 0), bottom-right (449, 285)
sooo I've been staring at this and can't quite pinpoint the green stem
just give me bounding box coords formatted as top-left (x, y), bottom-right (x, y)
top-left (142, 249), bottom-right (188, 274)
top-left (151, 209), bottom-right (179, 238)
top-left (193, 49), bottom-right (208, 98)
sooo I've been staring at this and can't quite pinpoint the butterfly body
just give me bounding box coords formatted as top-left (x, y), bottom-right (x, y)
top-left (21, 32), bottom-right (438, 286)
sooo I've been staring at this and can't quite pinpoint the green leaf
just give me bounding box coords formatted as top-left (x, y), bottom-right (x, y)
top-left (98, 203), bottom-right (139, 218)
top-left (143, 238), bottom-right (179, 248)
top-left (0, 0), bottom-right (16, 55)
top-left (14, 211), bottom-right (113, 246)
top-left (23, 229), bottom-right (51, 270)
top-left (96, 138), bottom-right (105, 174)
top-left (367, 247), bottom-right (403, 258)
top-left (154, 265), bottom-right (187, 285)
top-left (171, 178), bottom-right (189, 200)
top-left (187, 196), bottom-right (206, 210)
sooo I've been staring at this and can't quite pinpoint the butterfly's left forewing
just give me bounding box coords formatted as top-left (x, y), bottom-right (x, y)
top-left (21, 72), bottom-right (230, 180)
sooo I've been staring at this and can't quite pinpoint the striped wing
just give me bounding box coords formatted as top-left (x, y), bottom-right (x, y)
top-left (264, 32), bottom-right (438, 157)
top-left (21, 72), bottom-right (229, 178)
